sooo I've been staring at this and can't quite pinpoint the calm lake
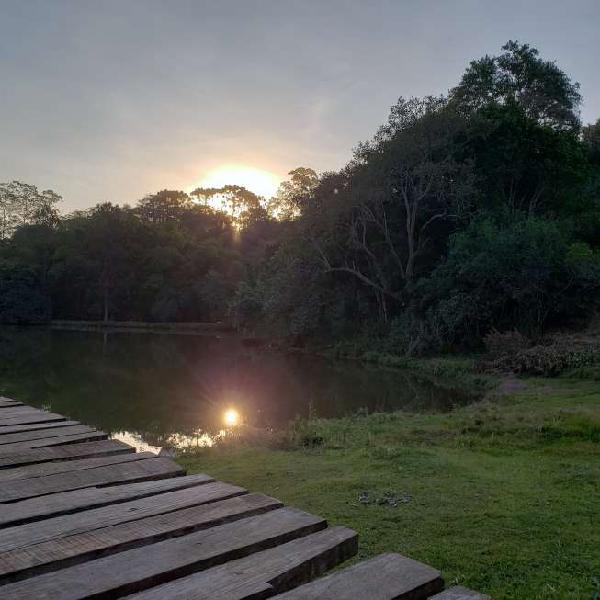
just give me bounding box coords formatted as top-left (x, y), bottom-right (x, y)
top-left (0, 327), bottom-right (480, 451)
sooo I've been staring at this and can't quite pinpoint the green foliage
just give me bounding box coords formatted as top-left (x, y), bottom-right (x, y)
top-left (386, 312), bottom-right (434, 356)
top-left (233, 239), bottom-right (355, 339)
top-left (462, 103), bottom-right (589, 217)
top-left (190, 185), bottom-right (267, 229)
top-left (450, 40), bottom-right (581, 130)
top-left (239, 41), bottom-right (599, 350)
top-left (0, 187), bottom-right (274, 323)
top-left (420, 218), bottom-right (600, 346)
top-left (487, 341), bottom-right (600, 377)
top-left (0, 263), bottom-right (49, 322)
top-left (0, 180), bottom-right (60, 240)
top-left (583, 119), bottom-right (600, 163)
top-left (136, 189), bottom-right (192, 224)
top-left (268, 167), bottom-right (319, 219)
top-left (483, 329), bottom-right (530, 358)
top-left (1, 41), bottom-right (599, 349)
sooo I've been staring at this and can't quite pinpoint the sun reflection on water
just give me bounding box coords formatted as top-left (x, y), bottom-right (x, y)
top-left (223, 408), bottom-right (240, 427)
top-left (111, 429), bottom-right (227, 454)
top-left (111, 406), bottom-right (244, 454)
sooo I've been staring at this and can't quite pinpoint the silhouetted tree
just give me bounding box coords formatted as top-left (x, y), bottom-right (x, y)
top-left (190, 186), bottom-right (267, 228)
top-left (450, 40), bottom-right (581, 130)
top-left (0, 181), bottom-right (60, 240)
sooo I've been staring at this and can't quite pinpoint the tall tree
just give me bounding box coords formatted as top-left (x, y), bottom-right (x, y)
top-left (462, 103), bottom-right (587, 216)
top-left (450, 40), bottom-right (581, 130)
top-left (136, 190), bottom-right (191, 224)
top-left (0, 181), bottom-right (60, 240)
top-left (269, 167), bottom-right (319, 219)
top-left (190, 185), bottom-right (267, 228)
top-left (309, 98), bottom-right (473, 319)
top-left (584, 119), bottom-right (600, 164)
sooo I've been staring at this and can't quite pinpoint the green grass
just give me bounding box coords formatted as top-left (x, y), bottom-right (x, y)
top-left (178, 377), bottom-right (600, 600)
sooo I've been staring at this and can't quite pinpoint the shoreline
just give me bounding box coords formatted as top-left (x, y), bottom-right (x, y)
top-left (8, 321), bottom-right (500, 388)
top-left (49, 320), bottom-right (235, 335)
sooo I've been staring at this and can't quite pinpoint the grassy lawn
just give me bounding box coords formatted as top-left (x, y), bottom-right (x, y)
top-left (178, 377), bottom-right (600, 600)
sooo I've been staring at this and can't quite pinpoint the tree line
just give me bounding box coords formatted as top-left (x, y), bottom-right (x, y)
top-left (2, 41), bottom-right (600, 353)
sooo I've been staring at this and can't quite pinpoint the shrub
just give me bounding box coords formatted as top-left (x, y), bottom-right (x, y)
top-left (0, 264), bottom-right (50, 323)
top-left (420, 217), bottom-right (600, 348)
top-left (487, 340), bottom-right (600, 376)
top-left (483, 329), bottom-right (531, 358)
top-left (387, 313), bottom-right (435, 356)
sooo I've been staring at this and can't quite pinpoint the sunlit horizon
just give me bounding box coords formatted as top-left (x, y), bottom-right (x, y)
top-left (3, 4), bottom-right (598, 211)
top-left (187, 165), bottom-right (282, 200)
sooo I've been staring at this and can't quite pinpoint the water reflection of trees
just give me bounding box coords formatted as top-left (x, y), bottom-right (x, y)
top-left (0, 328), bottom-right (480, 444)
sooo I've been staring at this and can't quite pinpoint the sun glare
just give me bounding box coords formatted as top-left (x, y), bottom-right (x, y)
top-left (223, 408), bottom-right (240, 427)
top-left (191, 166), bottom-right (281, 199)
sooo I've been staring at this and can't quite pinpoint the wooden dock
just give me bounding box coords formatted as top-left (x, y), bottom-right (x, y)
top-left (0, 396), bottom-right (489, 599)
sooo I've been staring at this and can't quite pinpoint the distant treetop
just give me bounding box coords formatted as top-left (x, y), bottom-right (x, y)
top-left (450, 40), bottom-right (582, 130)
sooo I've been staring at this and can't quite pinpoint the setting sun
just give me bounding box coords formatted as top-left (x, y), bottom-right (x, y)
top-left (190, 166), bottom-right (281, 199)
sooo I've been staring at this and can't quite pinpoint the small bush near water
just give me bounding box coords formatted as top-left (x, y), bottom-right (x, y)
top-left (479, 331), bottom-right (600, 376)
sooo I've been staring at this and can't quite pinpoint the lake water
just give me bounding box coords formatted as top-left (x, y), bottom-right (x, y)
top-left (0, 327), bottom-right (480, 451)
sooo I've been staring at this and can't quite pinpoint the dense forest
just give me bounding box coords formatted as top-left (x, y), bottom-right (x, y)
top-left (2, 41), bottom-right (600, 354)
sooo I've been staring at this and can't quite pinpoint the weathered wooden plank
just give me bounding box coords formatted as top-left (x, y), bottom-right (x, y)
top-left (0, 412), bottom-right (66, 427)
top-left (0, 410), bottom-right (66, 427)
top-left (0, 480), bottom-right (246, 552)
top-left (0, 450), bottom-right (155, 483)
top-left (0, 406), bottom-right (64, 421)
top-left (0, 424), bottom-right (96, 446)
top-left (0, 440), bottom-right (133, 470)
top-left (0, 473), bottom-right (213, 527)
top-left (0, 430), bottom-right (108, 454)
top-left (0, 507), bottom-right (327, 600)
top-left (0, 457), bottom-right (184, 502)
top-left (0, 402), bottom-right (52, 412)
top-left (0, 493), bottom-right (281, 581)
top-left (123, 526), bottom-right (358, 600)
top-left (271, 553), bottom-right (443, 600)
top-left (0, 398), bottom-right (24, 408)
top-left (0, 406), bottom-right (51, 419)
top-left (429, 587), bottom-right (490, 599)
top-left (0, 419), bottom-right (82, 436)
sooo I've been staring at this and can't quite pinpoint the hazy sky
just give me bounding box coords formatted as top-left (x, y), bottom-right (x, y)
top-left (1, 0), bottom-right (599, 212)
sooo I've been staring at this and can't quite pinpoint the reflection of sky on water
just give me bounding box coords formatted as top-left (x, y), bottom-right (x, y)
top-left (0, 327), bottom-right (482, 452)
